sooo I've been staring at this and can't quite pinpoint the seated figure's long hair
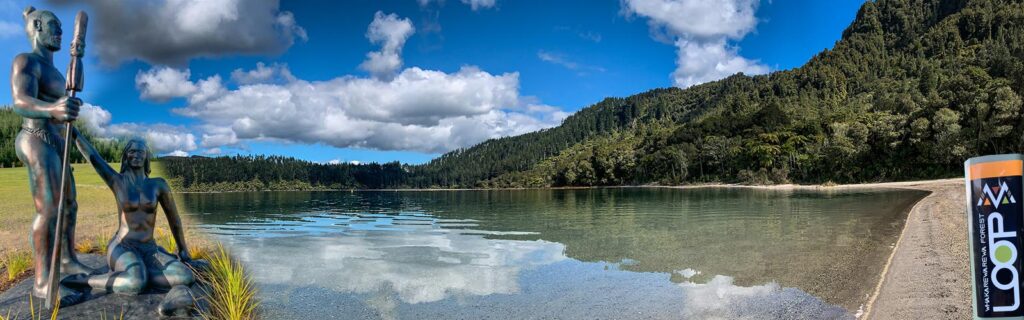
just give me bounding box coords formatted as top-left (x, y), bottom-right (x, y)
top-left (119, 138), bottom-right (152, 176)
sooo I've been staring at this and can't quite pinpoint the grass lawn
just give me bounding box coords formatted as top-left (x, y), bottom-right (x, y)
top-left (0, 162), bottom-right (173, 256)
top-left (0, 162), bottom-right (259, 319)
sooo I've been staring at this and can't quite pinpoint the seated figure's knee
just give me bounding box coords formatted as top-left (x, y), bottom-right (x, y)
top-left (175, 271), bottom-right (195, 287)
top-left (168, 263), bottom-right (196, 286)
top-left (115, 268), bottom-right (146, 295)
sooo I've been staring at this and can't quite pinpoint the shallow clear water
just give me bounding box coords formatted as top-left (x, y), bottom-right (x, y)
top-left (180, 187), bottom-right (928, 319)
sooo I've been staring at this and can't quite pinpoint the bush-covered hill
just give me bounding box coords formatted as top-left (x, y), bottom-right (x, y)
top-left (455, 0), bottom-right (1024, 187)
top-left (166, 0), bottom-right (1024, 189)
top-left (0, 107), bottom-right (123, 168)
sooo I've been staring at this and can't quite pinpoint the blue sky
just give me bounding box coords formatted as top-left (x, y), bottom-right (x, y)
top-left (1, 0), bottom-right (865, 164)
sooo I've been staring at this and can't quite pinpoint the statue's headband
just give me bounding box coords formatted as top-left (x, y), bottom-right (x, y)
top-left (22, 6), bottom-right (55, 22)
top-left (22, 6), bottom-right (36, 21)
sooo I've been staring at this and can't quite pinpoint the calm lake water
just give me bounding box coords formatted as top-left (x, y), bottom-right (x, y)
top-left (180, 188), bottom-right (928, 320)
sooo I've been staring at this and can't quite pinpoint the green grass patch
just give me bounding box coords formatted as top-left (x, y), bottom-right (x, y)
top-left (199, 245), bottom-right (259, 320)
top-left (1, 293), bottom-right (131, 320)
top-left (2, 251), bottom-right (32, 282)
top-left (155, 228), bottom-right (177, 254)
top-left (75, 233), bottom-right (110, 256)
top-left (0, 293), bottom-right (63, 320)
top-left (0, 162), bottom-right (170, 256)
top-left (98, 307), bottom-right (125, 320)
top-left (0, 163), bottom-right (260, 319)
top-left (155, 227), bottom-right (215, 261)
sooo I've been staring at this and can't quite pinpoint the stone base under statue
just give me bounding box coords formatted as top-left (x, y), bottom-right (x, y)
top-left (0, 254), bottom-right (209, 319)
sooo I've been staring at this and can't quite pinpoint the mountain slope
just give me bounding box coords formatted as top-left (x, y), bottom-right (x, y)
top-left (162, 0), bottom-right (1024, 190)
top-left (421, 0), bottom-right (1024, 187)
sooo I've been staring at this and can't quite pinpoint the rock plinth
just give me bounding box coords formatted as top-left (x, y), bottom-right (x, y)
top-left (0, 254), bottom-right (209, 319)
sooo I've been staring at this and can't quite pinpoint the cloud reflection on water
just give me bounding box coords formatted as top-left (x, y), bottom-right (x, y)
top-left (219, 213), bottom-right (566, 305)
top-left (679, 274), bottom-right (851, 319)
top-left (202, 211), bottom-right (850, 319)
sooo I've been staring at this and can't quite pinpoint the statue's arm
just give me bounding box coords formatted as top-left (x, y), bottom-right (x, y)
top-left (72, 127), bottom-right (118, 187)
top-left (157, 179), bottom-right (191, 262)
top-left (10, 54), bottom-right (76, 120)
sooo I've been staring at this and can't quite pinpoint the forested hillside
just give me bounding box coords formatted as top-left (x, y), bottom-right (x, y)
top-left (467, 0), bottom-right (1024, 187)
top-left (0, 107), bottom-right (123, 168)
top-left (165, 0), bottom-right (1024, 189)
top-left (160, 156), bottom-right (407, 191)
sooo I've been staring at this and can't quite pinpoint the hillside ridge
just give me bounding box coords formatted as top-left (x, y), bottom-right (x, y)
top-left (159, 0), bottom-right (1024, 190)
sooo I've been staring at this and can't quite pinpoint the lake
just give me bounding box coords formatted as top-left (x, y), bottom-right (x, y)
top-left (180, 187), bottom-right (928, 319)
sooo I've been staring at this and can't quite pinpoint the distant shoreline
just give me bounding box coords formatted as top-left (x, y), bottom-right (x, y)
top-left (173, 178), bottom-right (963, 194)
top-left (663, 178), bottom-right (961, 191)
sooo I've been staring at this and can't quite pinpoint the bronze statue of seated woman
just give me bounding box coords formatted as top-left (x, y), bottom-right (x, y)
top-left (63, 131), bottom-right (198, 295)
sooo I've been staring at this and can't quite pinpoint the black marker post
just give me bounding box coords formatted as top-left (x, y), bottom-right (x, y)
top-left (966, 154), bottom-right (1024, 320)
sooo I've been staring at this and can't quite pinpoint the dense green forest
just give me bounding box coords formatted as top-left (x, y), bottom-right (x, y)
top-left (160, 156), bottom-right (407, 191)
top-left (0, 107), bottom-right (124, 168)
top-left (165, 0), bottom-right (1024, 189)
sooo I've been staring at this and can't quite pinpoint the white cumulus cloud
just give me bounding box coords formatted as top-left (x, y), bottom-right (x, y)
top-left (133, 11), bottom-right (566, 155)
top-left (461, 0), bottom-right (496, 10)
top-left (50, 0), bottom-right (307, 66)
top-left (360, 11), bottom-right (415, 80)
top-left (79, 103), bottom-right (199, 156)
top-left (672, 39), bottom-right (768, 88)
top-left (203, 148), bottom-right (223, 155)
top-left (417, 0), bottom-right (497, 10)
top-left (135, 67), bottom-right (198, 101)
top-left (136, 67), bottom-right (228, 104)
top-left (160, 64), bottom-right (561, 153)
top-left (230, 62), bottom-right (295, 85)
top-left (621, 0), bottom-right (769, 88)
top-left (199, 125), bottom-right (240, 148)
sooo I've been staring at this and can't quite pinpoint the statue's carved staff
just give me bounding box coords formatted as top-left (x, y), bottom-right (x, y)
top-left (46, 10), bottom-right (87, 308)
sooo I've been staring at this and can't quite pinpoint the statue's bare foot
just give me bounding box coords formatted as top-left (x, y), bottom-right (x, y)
top-left (60, 273), bottom-right (90, 289)
top-left (32, 284), bottom-right (47, 299)
top-left (61, 259), bottom-right (97, 275)
top-left (55, 285), bottom-right (87, 307)
top-left (31, 284), bottom-right (87, 307)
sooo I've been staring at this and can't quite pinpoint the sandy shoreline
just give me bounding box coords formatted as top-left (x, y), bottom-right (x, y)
top-left (854, 179), bottom-right (970, 319)
top-left (661, 178), bottom-right (970, 319)
top-left (672, 179), bottom-right (970, 319)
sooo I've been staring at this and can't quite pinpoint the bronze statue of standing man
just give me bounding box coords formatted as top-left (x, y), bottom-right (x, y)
top-left (9, 6), bottom-right (94, 304)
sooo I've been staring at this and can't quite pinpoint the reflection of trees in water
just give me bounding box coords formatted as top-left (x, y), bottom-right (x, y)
top-left (182, 188), bottom-right (926, 310)
top-left (427, 188), bottom-right (926, 311)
